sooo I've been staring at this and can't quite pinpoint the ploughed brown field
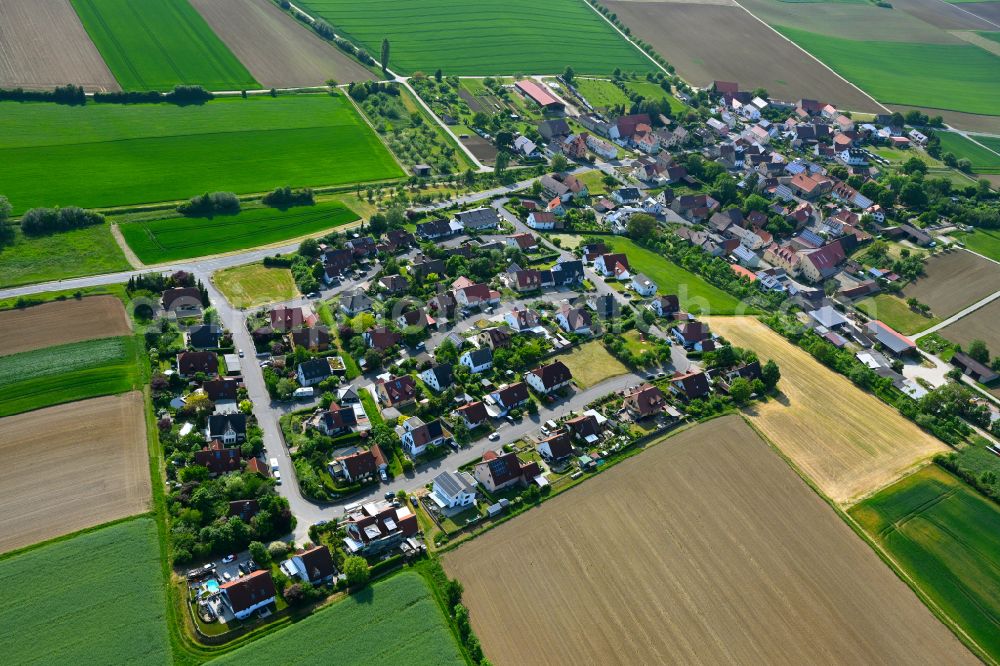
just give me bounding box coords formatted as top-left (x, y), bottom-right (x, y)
top-left (444, 416), bottom-right (973, 665)
top-left (603, 0), bottom-right (883, 112)
top-left (188, 0), bottom-right (375, 87)
top-left (0, 295), bottom-right (131, 356)
top-left (940, 298), bottom-right (1000, 397)
top-left (0, 0), bottom-right (119, 91)
top-left (0, 392), bottom-right (150, 554)
top-left (706, 316), bottom-right (946, 504)
top-left (903, 250), bottom-right (1000, 320)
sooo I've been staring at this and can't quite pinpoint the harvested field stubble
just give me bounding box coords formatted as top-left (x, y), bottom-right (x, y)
top-left (0, 295), bottom-right (130, 356)
top-left (445, 416), bottom-right (975, 665)
top-left (0, 0), bottom-right (119, 91)
top-left (903, 250), bottom-right (1000, 318)
top-left (603, 1), bottom-right (883, 111)
top-left (706, 316), bottom-right (947, 504)
top-left (0, 392), bottom-right (150, 554)
top-left (188, 0), bottom-right (375, 87)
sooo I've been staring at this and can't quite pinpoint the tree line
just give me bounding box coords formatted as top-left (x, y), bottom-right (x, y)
top-left (0, 84), bottom-right (213, 106)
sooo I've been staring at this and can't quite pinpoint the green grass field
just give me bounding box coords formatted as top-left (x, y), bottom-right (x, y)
top-left (119, 201), bottom-right (359, 264)
top-left (0, 336), bottom-right (142, 416)
top-left (855, 293), bottom-right (940, 335)
top-left (624, 80), bottom-right (688, 115)
top-left (212, 571), bottom-right (464, 665)
top-left (606, 238), bottom-right (745, 315)
top-left (979, 32), bottom-right (1000, 44)
top-left (70, 0), bottom-right (257, 91)
top-left (0, 95), bottom-right (404, 213)
top-left (559, 341), bottom-right (630, 388)
top-left (574, 78), bottom-right (630, 111)
top-left (0, 223), bottom-right (130, 289)
top-left (975, 135), bottom-right (1000, 158)
top-left (775, 26), bottom-right (1000, 116)
top-left (299, 0), bottom-right (653, 75)
top-left (215, 264), bottom-right (298, 308)
top-left (850, 465), bottom-right (1000, 662)
top-left (955, 227), bottom-right (1000, 262)
top-left (937, 132), bottom-right (1000, 174)
top-left (0, 518), bottom-right (169, 663)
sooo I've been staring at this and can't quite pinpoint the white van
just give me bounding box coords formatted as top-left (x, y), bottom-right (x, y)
top-left (293, 387), bottom-right (314, 399)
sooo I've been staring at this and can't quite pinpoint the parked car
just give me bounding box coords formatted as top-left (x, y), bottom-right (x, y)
top-left (379, 469), bottom-right (388, 483)
top-left (488, 432), bottom-right (500, 441)
top-left (385, 491), bottom-right (395, 501)
top-left (222, 571), bottom-right (233, 581)
top-left (238, 349), bottom-right (244, 358)
top-left (274, 470), bottom-right (282, 484)
top-left (247, 560), bottom-right (258, 571)
top-left (222, 554), bottom-right (236, 563)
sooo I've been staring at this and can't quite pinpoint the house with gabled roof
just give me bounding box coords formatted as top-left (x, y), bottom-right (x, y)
top-left (376, 375), bottom-right (417, 408)
top-left (537, 431), bottom-right (575, 461)
top-left (342, 501), bottom-right (418, 555)
top-left (799, 240), bottom-right (846, 283)
top-left (491, 382), bottom-right (529, 414)
top-left (669, 370), bottom-right (711, 401)
top-left (420, 364), bottom-right (454, 392)
top-left (556, 304), bottom-right (592, 335)
top-left (221, 570), bottom-right (276, 620)
top-left (431, 470), bottom-right (477, 510)
top-left (505, 306), bottom-right (540, 332)
top-left (593, 253), bottom-right (629, 277)
top-left (478, 327), bottom-right (512, 350)
top-left (460, 347), bottom-right (493, 374)
top-left (672, 321), bottom-right (715, 352)
top-left (177, 351), bottom-right (218, 378)
top-left (455, 207), bottom-right (500, 231)
top-left (624, 384), bottom-right (674, 419)
top-left (379, 274), bottom-right (409, 295)
top-left (453, 401), bottom-right (489, 429)
top-left (649, 295), bottom-right (680, 318)
top-left (401, 417), bottom-right (446, 456)
top-left (313, 402), bottom-right (358, 436)
top-left (162, 287), bottom-right (203, 317)
top-left (474, 451), bottom-right (541, 492)
top-left (526, 361), bottom-right (573, 395)
top-left (416, 219), bottom-right (456, 240)
top-left (195, 440), bottom-right (241, 476)
top-left (333, 449), bottom-right (378, 483)
top-left (286, 545), bottom-right (335, 585)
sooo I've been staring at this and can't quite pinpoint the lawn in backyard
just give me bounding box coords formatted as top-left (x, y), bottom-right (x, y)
top-left (936, 132), bottom-right (1000, 174)
top-left (0, 518), bottom-right (169, 663)
top-left (558, 341), bottom-right (630, 389)
top-left (575, 170), bottom-right (612, 196)
top-left (606, 238), bottom-right (746, 315)
top-left (624, 80), bottom-right (688, 115)
top-left (118, 200), bottom-right (359, 264)
top-left (0, 223), bottom-right (130, 289)
top-left (0, 94), bottom-right (403, 213)
top-left (0, 336), bottom-right (142, 416)
top-left (297, 0), bottom-right (653, 75)
top-left (775, 26), bottom-right (1000, 116)
top-left (855, 293), bottom-right (940, 335)
top-left (573, 78), bottom-right (630, 111)
top-left (70, 0), bottom-right (257, 91)
top-left (214, 264), bottom-right (298, 309)
top-left (850, 465), bottom-right (1000, 662)
top-left (955, 227), bottom-right (1000, 262)
top-left (212, 571), bottom-right (464, 665)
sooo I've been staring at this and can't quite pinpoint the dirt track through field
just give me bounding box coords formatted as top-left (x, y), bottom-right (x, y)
top-left (188, 0), bottom-right (375, 87)
top-left (0, 0), bottom-right (119, 91)
top-left (707, 316), bottom-right (946, 504)
top-left (0, 392), bottom-right (150, 554)
top-left (0, 296), bottom-right (131, 355)
top-left (445, 416), bottom-right (974, 665)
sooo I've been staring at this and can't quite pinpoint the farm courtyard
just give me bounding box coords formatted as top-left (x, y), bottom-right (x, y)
top-left (706, 316), bottom-right (947, 505)
top-left (444, 416), bottom-right (973, 665)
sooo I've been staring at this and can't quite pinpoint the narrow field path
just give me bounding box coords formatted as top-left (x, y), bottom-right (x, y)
top-left (109, 223), bottom-right (143, 269)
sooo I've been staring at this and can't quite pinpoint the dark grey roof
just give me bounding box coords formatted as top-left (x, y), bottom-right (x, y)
top-left (208, 413), bottom-right (247, 438)
top-left (808, 305), bottom-right (848, 329)
top-left (553, 259), bottom-right (583, 282)
top-left (339, 290), bottom-right (372, 312)
top-left (298, 358), bottom-right (332, 380)
top-left (416, 219), bottom-right (454, 238)
top-left (434, 470), bottom-right (475, 497)
top-left (188, 324), bottom-right (221, 348)
top-left (466, 347), bottom-right (493, 366)
top-left (456, 207), bottom-right (500, 229)
top-left (427, 364), bottom-right (454, 388)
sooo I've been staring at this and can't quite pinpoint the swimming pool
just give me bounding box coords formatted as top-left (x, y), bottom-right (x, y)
top-left (204, 580), bottom-right (220, 594)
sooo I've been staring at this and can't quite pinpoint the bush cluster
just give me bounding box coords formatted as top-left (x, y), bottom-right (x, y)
top-left (177, 191), bottom-right (240, 216)
top-left (0, 84), bottom-right (84, 105)
top-left (20, 206), bottom-right (104, 235)
top-left (262, 186), bottom-right (315, 208)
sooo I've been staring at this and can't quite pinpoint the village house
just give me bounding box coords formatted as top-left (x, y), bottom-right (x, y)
top-left (536, 431), bottom-right (575, 461)
top-left (313, 402), bottom-right (358, 436)
top-left (631, 273), bottom-right (657, 297)
top-left (526, 211), bottom-right (560, 230)
top-left (289, 326), bottom-right (331, 352)
top-left (221, 570), bottom-right (276, 620)
top-left (364, 326), bottom-right (402, 352)
top-left (285, 545), bottom-right (335, 585)
top-left (296, 358), bottom-right (333, 387)
top-left (455, 207), bottom-right (500, 232)
top-left (431, 470), bottom-right (478, 510)
top-left (208, 413), bottom-right (246, 445)
top-left (401, 417), bottom-right (446, 456)
top-left (491, 382), bottom-right (530, 414)
top-left (565, 414), bottom-right (603, 445)
top-left (624, 384), bottom-right (674, 420)
top-left (460, 347), bottom-right (493, 374)
top-left (474, 451), bottom-right (541, 492)
top-left (161, 287), bottom-right (203, 317)
top-left (556, 304), bottom-right (592, 335)
top-left (649, 294), bottom-right (680, 318)
top-left (669, 370), bottom-right (711, 401)
top-left (342, 500), bottom-right (419, 555)
top-left (186, 324), bottom-right (221, 350)
top-left (799, 241), bottom-right (846, 283)
top-left (453, 400), bottom-right (489, 429)
top-left (416, 219), bottom-right (457, 240)
top-left (376, 375), bottom-right (417, 408)
top-left (203, 377), bottom-right (239, 403)
top-left (952, 352), bottom-right (1000, 384)
top-left (672, 321), bottom-right (715, 351)
top-left (507, 233), bottom-right (537, 252)
top-left (551, 259), bottom-right (584, 285)
top-left (505, 306), bottom-right (541, 332)
top-left (194, 441), bottom-right (241, 476)
top-left (525, 361), bottom-right (573, 395)
top-left (456, 283), bottom-right (500, 308)
top-left (788, 172), bottom-right (833, 200)
top-left (478, 327), bottom-right (512, 350)
top-left (269, 306), bottom-right (316, 333)
top-left (177, 351), bottom-right (218, 378)
top-left (593, 252), bottom-right (630, 277)
top-left (420, 364), bottom-right (454, 393)
top-left (867, 320), bottom-right (916, 356)
top-left (379, 274), bottom-right (409, 295)
top-left (333, 449), bottom-right (378, 484)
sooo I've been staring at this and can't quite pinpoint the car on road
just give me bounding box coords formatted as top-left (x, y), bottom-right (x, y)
top-left (274, 470), bottom-right (282, 484)
top-left (238, 349), bottom-right (244, 358)
top-left (307, 292), bottom-right (320, 299)
top-left (222, 554), bottom-right (236, 563)
top-left (385, 491), bottom-right (395, 501)
top-left (488, 432), bottom-right (500, 441)
top-left (202, 562), bottom-right (216, 571)
top-left (380, 469), bottom-right (388, 483)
